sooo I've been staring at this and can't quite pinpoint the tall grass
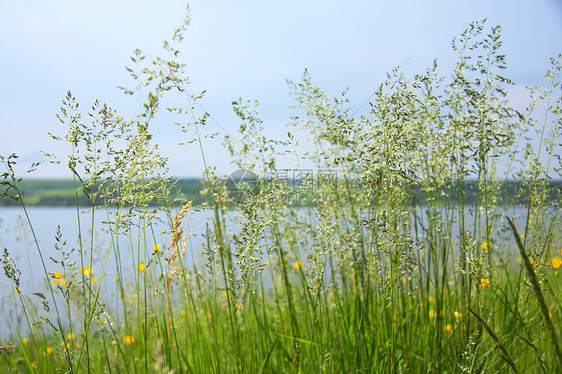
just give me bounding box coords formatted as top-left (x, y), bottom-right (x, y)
top-left (1, 10), bottom-right (561, 373)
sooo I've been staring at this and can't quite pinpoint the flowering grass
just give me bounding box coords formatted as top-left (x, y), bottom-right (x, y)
top-left (1, 10), bottom-right (562, 373)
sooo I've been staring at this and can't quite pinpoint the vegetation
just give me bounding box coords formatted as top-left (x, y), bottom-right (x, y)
top-left (1, 9), bottom-right (561, 373)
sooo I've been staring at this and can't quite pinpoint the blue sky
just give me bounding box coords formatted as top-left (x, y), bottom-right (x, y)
top-left (0, 0), bottom-right (561, 178)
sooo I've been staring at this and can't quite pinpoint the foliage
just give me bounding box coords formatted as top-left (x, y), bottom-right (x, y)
top-left (1, 10), bottom-right (561, 374)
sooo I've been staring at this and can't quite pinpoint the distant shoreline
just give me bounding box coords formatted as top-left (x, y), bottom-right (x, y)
top-left (1, 178), bottom-right (560, 207)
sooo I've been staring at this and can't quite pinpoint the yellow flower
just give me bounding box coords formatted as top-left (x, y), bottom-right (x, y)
top-left (444, 324), bottom-right (452, 332)
top-left (53, 270), bottom-right (62, 279)
top-left (293, 261), bottom-right (303, 270)
top-left (91, 277), bottom-right (98, 284)
top-left (530, 259), bottom-right (539, 268)
top-left (429, 310), bottom-right (436, 318)
top-left (66, 333), bottom-right (74, 340)
top-left (153, 244), bottom-right (162, 252)
top-left (235, 303), bottom-right (243, 311)
top-left (21, 338), bottom-right (28, 344)
top-left (481, 241), bottom-right (488, 250)
top-left (124, 335), bottom-right (134, 344)
top-left (180, 309), bottom-right (186, 316)
top-left (222, 291), bottom-right (228, 298)
top-left (428, 296), bottom-right (434, 303)
top-left (79, 266), bottom-right (92, 275)
top-left (52, 278), bottom-right (60, 286)
top-left (58, 278), bottom-right (67, 288)
top-left (480, 278), bottom-right (490, 288)
top-left (137, 263), bottom-right (146, 272)
top-left (46, 346), bottom-right (53, 354)
top-left (401, 277), bottom-right (407, 284)
top-left (454, 311), bottom-right (463, 319)
top-left (551, 257), bottom-right (562, 269)
top-left (31, 363), bottom-right (38, 369)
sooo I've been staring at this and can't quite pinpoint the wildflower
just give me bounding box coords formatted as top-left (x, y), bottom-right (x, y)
top-left (401, 277), bottom-right (407, 284)
top-left (46, 346), bottom-right (53, 354)
top-left (153, 244), bottom-right (162, 252)
top-left (53, 270), bottom-right (62, 279)
top-left (454, 311), bottom-right (463, 319)
top-left (294, 261), bottom-right (303, 270)
top-left (21, 338), bottom-right (28, 344)
top-left (551, 257), bottom-right (562, 269)
top-left (481, 241), bottom-right (488, 250)
top-left (137, 263), bottom-right (146, 272)
top-left (480, 278), bottom-right (490, 288)
top-left (58, 278), bottom-right (67, 288)
top-left (428, 296), bottom-right (434, 303)
top-left (91, 277), bottom-right (98, 284)
top-left (222, 291), bottom-right (228, 298)
top-left (530, 259), bottom-right (539, 268)
top-left (66, 333), bottom-right (74, 340)
top-left (124, 335), bottom-right (134, 344)
top-left (31, 363), bottom-right (38, 369)
top-left (429, 310), bottom-right (436, 318)
top-left (235, 303), bottom-right (243, 311)
top-left (79, 266), bottom-right (92, 275)
top-left (444, 324), bottom-right (452, 332)
top-left (180, 309), bottom-right (186, 316)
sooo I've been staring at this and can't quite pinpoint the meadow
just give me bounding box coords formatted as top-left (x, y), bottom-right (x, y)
top-left (1, 12), bottom-right (561, 373)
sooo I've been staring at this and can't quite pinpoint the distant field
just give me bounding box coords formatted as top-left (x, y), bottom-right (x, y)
top-left (0, 178), bottom-right (205, 206)
top-left (1, 178), bottom-right (560, 207)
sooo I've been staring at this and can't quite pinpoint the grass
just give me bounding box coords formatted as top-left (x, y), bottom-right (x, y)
top-left (1, 10), bottom-right (562, 373)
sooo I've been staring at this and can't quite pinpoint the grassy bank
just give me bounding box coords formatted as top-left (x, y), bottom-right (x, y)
top-left (1, 12), bottom-right (561, 373)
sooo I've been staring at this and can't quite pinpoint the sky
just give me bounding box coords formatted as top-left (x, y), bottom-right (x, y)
top-left (0, 0), bottom-right (561, 179)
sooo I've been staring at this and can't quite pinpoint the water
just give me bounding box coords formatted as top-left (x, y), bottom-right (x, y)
top-left (0, 203), bottom-right (545, 339)
top-left (0, 206), bottom-right (217, 338)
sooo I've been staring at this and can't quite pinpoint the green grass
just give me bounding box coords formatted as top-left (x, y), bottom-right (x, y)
top-left (1, 13), bottom-right (561, 373)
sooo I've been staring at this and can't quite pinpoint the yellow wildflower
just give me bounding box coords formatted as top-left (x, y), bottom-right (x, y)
top-left (58, 278), bottom-right (66, 288)
top-left (429, 310), bottom-right (436, 318)
top-left (530, 259), bottom-right (539, 268)
top-left (181, 309), bottom-right (186, 316)
top-left (294, 261), bottom-right (303, 270)
top-left (124, 335), bottom-right (134, 344)
top-left (454, 311), bottom-right (463, 319)
top-left (91, 277), bottom-right (98, 284)
top-left (480, 278), bottom-right (490, 288)
top-left (31, 363), bottom-right (38, 369)
top-left (428, 296), bottom-right (434, 303)
top-left (551, 257), bottom-right (562, 269)
top-left (53, 270), bottom-right (62, 279)
top-left (137, 263), bottom-right (146, 272)
top-left (66, 333), bottom-right (74, 340)
top-left (153, 244), bottom-right (162, 252)
top-left (46, 346), bottom-right (53, 354)
top-left (235, 303), bottom-right (243, 311)
top-left (401, 277), bottom-right (407, 284)
top-left (444, 324), bottom-right (452, 332)
top-left (481, 241), bottom-right (488, 250)
top-left (79, 266), bottom-right (92, 275)
top-left (21, 338), bottom-right (28, 344)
